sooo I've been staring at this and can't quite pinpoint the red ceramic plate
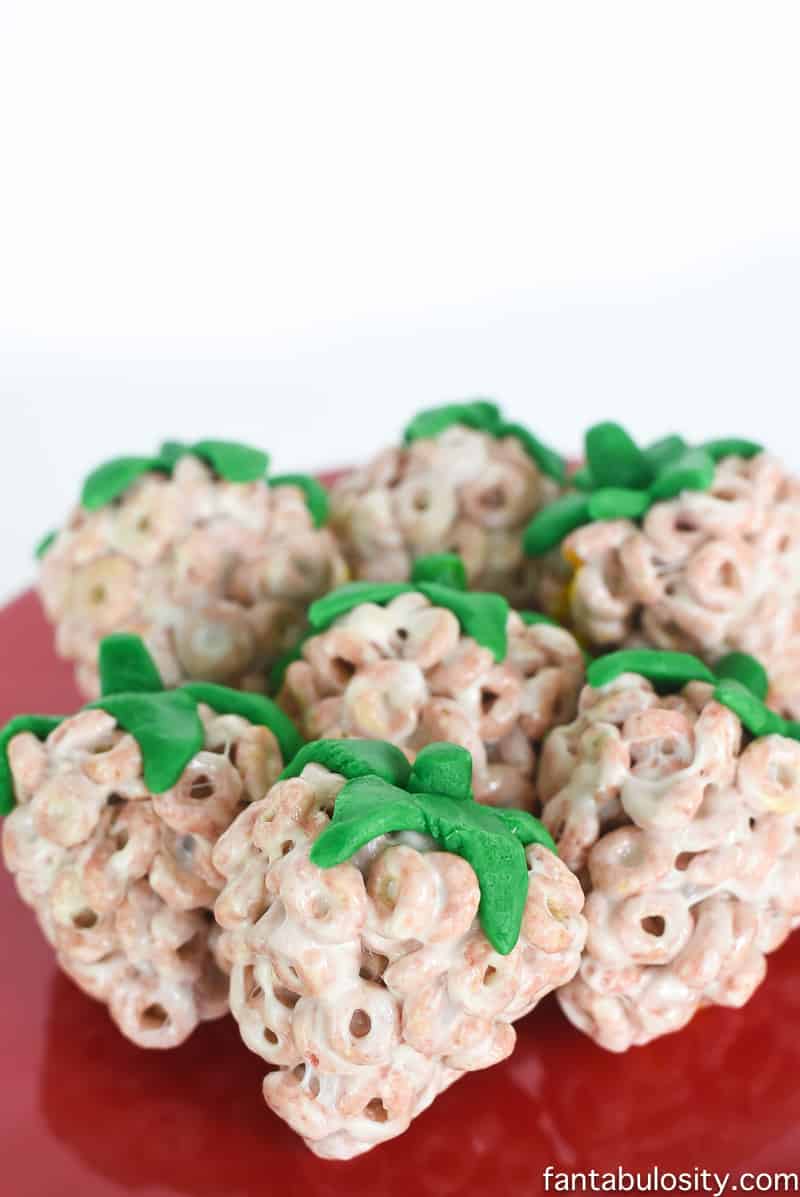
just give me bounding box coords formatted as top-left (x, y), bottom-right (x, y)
top-left (2, 590), bottom-right (800, 1197)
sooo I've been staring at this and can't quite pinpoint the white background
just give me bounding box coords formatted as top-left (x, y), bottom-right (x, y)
top-left (1, 1), bottom-right (799, 599)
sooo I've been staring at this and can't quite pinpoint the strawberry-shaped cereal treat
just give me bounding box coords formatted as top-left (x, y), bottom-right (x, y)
top-left (213, 739), bottom-right (586, 1158)
top-left (1, 634), bottom-right (303, 1048)
top-left (330, 401), bottom-right (565, 607)
top-left (538, 648), bottom-right (800, 1052)
top-left (37, 439), bottom-right (347, 697)
top-left (525, 423), bottom-right (800, 717)
top-left (277, 554), bottom-right (585, 810)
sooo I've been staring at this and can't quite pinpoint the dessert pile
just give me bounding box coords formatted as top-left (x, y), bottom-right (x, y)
top-left (3, 411), bottom-right (799, 1158)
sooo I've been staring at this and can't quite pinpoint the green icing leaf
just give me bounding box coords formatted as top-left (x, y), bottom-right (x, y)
top-left (191, 440), bottom-right (270, 483)
top-left (523, 493), bottom-right (591, 556)
top-left (403, 400), bottom-right (502, 443)
top-left (585, 422), bottom-right (653, 490)
top-left (0, 716), bottom-right (64, 816)
top-left (417, 583), bottom-right (509, 662)
top-left (99, 634), bottom-right (164, 697)
top-left (279, 739), bottom-right (411, 787)
top-left (309, 582), bottom-right (415, 632)
top-left (88, 690), bottom-right (205, 793)
top-left (587, 649), bottom-right (715, 690)
top-left (402, 400), bottom-right (565, 481)
top-left (82, 456), bottom-right (165, 509)
top-left (647, 447), bottom-right (715, 502)
top-left (711, 678), bottom-right (782, 738)
top-left (701, 438), bottom-right (763, 462)
top-left (307, 570), bottom-right (510, 661)
top-left (269, 474), bottom-right (329, 527)
top-left (408, 743), bottom-right (473, 801)
top-left (586, 648), bottom-right (800, 745)
top-left (411, 553), bottom-right (467, 591)
top-left (714, 652), bottom-right (769, 702)
top-left (523, 424), bottom-right (762, 558)
top-left (587, 488), bottom-right (651, 522)
top-left (34, 529), bottom-right (58, 560)
top-left (183, 683), bottom-right (304, 763)
top-left (80, 440), bottom-right (270, 510)
top-left (496, 421), bottom-right (567, 484)
top-left (570, 466), bottom-right (594, 491)
top-left (642, 435), bottom-right (689, 474)
top-left (310, 752), bottom-right (552, 955)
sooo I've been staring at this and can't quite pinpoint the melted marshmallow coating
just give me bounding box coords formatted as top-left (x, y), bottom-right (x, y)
top-left (212, 762), bottom-right (587, 1159)
top-left (279, 594), bottom-right (584, 810)
top-left (330, 425), bottom-right (561, 606)
top-left (541, 453), bottom-right (800, 717)
top-left (2, 704), bottom-right (284, 1048)
top-left (538, 673), bottom-right (800, 1052)
top-left (39, 456), bottom-right (348, 697)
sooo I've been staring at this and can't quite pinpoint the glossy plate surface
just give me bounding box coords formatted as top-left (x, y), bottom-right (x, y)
top-left (1, 589), bottom-right (799, 1196)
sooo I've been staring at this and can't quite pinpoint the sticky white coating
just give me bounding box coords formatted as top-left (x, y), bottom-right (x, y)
top-left (39, 455), bottom-right (348, 697)
top-left (280, 594), bottom-right (584, 810)
top-left (330, 425), bottom-right (561, 606)
top-left (540, 453), bottom-right (800, 717)
top-left (538, 672), bottom-right (800, 1052)
top-left (2, 703), bottom-right (284, 1047)
top-left (213, 762), bottom-right (586, 1159)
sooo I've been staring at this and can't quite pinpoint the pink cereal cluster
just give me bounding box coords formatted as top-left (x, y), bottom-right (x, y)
top-left (330, 425), bottom-right (561, 606)
top-left (538, 673), bottom-right (800, 1052)
top-left (552, 453), bottom-right (800, 717)
top-left (212, 761), bottom-right (587, 1159)
top-left (2, 704), bottom-right (285, 1047)
top-left (39, 456), bottom-right (348, 698)
top-left (279, 593), bottom-right (585, 810)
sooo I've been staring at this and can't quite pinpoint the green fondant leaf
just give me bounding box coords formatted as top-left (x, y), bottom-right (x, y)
top-left (714, 652), bottom-right (769, 702)
top-left (587, 649), bottom-right (715, 690)
top-left (191, 440), bottom-right (270, 483)
top-left (417, 582), bottom-right (509, 661)
top-left (309, 582), bottom-right (415, 632)
top-left (523, 493), bottom-right (591, 556)
top-left (309, 765), bottom-right (541, 954)
top-left (711, 678), bottom-right (783, 738)
top-left (570, 466), bottom-right (594, 491)
top-left (34, 529), bottom-right (58, 560)
top-left (0, 715), bottom-right (64, 816)
top-left (88, 690), bottom-right (205, 793)
top-left (648, 448), bottom-right (715, 503)
top-left (519, 610), bottom-right (557, 627)
top-left (496, 421), bottom-right (566, 483)
top-left (402, 400), bottom-right (564, 481)
top-left (279, 739), bottom-right (411, 787)
top-left (408, 743), bottom-right (473, 801)
top-left (587, 487), bottom-right (651, 522)
top-left (642, 435), bottom-right (689, 474)
top-left (585, 422), bottom-right (653, 490)
top-left (99, 634), bottom-right (164, 697)
top-left (182, 683), bottom-right (304, 763)
top-left (269, 474), bottom-right (329, 527)
top-left (81, 456), bottom-right (165, 510)
top-left (403, 400), bottom-right (502, 444)
top-left (156, 441), bottom-right (188, 467)
top-left (494, 807), bottom-right (557, 853)
top-left (411, 553), bottom-right (468, 591)
top-left (701, 438), bottom-right (763, 462)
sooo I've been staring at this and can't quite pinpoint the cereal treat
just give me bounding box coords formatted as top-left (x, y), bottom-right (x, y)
top-left (330, 400), bottom-right (565, 607)
top-left (37, 439), bottom-right (348, 698)
top-left (0, 634), bottom-right (303, 1048)
top-left (524, 423), bottom-right (800, 718)
top-left (538, 648), bottom-right (800, 1052)
top-left (277, 555), bottom-right (585, 811)
top-left (213, 739), bottom-right (586, 1158)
